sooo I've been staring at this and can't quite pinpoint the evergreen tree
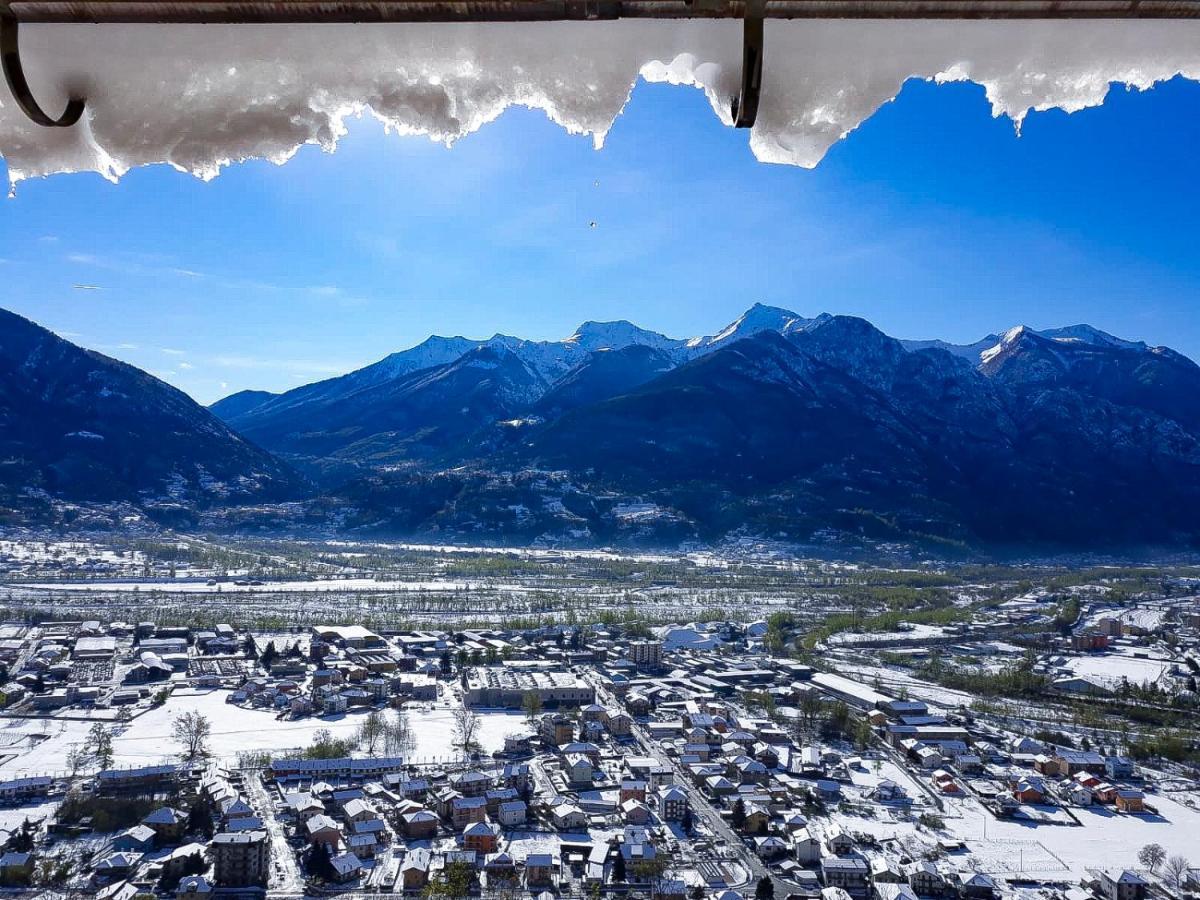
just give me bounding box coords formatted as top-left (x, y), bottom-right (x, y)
top-left (187, 795), bottom-right (214, 838)
top-left (88, 722), bottom-right (114, 769)
top-left (755, 876), bottom-right (775, 900)
top-left (612, 850), bottom-right (627, 882)
top-left (306, 842), bottom-right (335, 880)
top-left (183, 851), bottom-right (206, 876)
top-left (731, 797), bottom-right (747, 830)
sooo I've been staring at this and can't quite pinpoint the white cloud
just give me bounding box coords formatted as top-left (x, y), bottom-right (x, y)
top-left (160, 348), bottom-right (187, 356)
top-left (208, 354), bottom-right (351, 376)
top-left (63, 249), bottom-right (362, 301)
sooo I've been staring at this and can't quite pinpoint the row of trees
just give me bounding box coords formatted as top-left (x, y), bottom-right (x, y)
top-left (67, 709), bottom-right (212, 777)
top-left (355, 709), bottom-right (418, 756)
top-left (1137, 844), bottom-right (1193, 888)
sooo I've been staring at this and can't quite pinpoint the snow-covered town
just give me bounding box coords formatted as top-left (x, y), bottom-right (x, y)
top-left (3, 3), bottom-right (1200, 899)
top-left (0, 537), bottom-right (1196, 900)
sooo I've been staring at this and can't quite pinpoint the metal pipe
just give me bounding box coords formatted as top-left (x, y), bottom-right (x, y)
top-left (4, 0), bottom-right (1199, 21)
top-left (1, 12), bottom-right (84, 126)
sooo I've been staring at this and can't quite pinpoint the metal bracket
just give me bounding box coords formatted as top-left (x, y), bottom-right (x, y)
top-left (1, 13), bottom-right (85, 127)
top-left (731, 0), bottom-right (764, 129)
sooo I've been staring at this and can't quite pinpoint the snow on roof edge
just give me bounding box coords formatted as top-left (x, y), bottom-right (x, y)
top-left (1, 20), bottom-right (1198, 189)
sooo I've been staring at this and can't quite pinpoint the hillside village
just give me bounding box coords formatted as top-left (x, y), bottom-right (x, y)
top-left (0, 573), bottom-right (1195, 900)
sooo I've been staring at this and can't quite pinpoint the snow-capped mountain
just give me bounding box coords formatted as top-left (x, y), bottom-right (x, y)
top-left (899, 335), bottom-right (1001, 362)
top-left (904, 323), bottom-right (1155, 365)
top-left (7, 299), bottom-right (1199, 548)
top-left (215, 304), bottom-right (828, 450)
top-left (564, 320), bottom-right (688, 355)
top-left (684, 303), bottom-right (823, 355)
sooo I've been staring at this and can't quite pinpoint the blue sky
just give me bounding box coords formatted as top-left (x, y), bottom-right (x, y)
top-left (2, 74), bottom-right (1199, 404)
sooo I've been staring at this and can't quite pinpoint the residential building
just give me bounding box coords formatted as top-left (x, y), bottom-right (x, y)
top-left (822, 857), bottom-right (870, 898)
top-left (1098, 871), bottom-right (1148, 900)
top-left (629, 640), bottom-right (664, 671)
top-left (211, 831), bottom-right (270, 887)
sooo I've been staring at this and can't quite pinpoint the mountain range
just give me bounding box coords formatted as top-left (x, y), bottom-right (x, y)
top-left (4, 303), bottom-right (1200, 551)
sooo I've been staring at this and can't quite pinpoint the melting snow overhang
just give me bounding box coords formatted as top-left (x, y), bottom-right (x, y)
top-left (1, 1), bottom-right (1199, 186)
top-left (4, 0), bottom-right (1197, 133)
top-left (13, 1), bottom-right (1196, 126)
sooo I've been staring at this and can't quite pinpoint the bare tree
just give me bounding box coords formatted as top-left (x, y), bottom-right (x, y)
top-left (385, 709), bottom-right (416, 756)
top-left (172, 710), bottom-right (212, 762)
top-left (522, 691), bottom-right (543, 724)
top-left (453, 706), bottom-right (481, 757)
top-left (797, 690), bottom-right (823, 739)
top-left (356, 710), bottom-right (386, 754)
top-left (1138, 844), bottom-right (1166, 874)
top-left (1162, 855), bottom-right (1191, 888)
top-left (65, 744), bottom-right (90, 779)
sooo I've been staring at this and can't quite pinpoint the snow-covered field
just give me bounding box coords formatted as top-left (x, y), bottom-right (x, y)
top-left (829, 623), bottom-right (951, 646)
top-left (1082, 606), bottom-right (1172, 632)
top-left (0, 690), bottom-right (529, 777)
top-left (946, 792), bottom-right (1200, 876)
top-left (1063, 651), bottom-right (1172, 688)
top-left (18, 577), bottom-right (482, 594)
top-left (835, 781), bottom-right (1200, 879)
top-left (830, 661), bottom-right (976, 711)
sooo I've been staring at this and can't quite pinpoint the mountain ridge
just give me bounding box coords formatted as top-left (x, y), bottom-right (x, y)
top-left (213, 311), bottom-right (1190, 416)
top-left (0, 308), bottom-right (303, 517)
top-left (7, 303), bottom-right (1200, 550)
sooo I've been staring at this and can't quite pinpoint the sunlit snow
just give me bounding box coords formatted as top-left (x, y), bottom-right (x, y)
top-left (0, 20), bottom-right (1198, 187)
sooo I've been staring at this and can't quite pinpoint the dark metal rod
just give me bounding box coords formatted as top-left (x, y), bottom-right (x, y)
top-left (5, 0), bottom-right (1200, 21)
top-left (0, 12), bottom-right (84, 126)
top-left (732, 12), bottom-right (762, 127)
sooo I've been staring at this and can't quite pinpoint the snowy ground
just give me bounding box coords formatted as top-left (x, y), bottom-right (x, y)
top-left (0, 690), bottom-right (530, 776)
top-left (1062, 651), bottom-right (1172, 688)
top-left (18, 577), bottom-right (483, 593)
top-left (830, 660), bottom-right (976, 711)
top-left (832, 784), bottom-right (1200, 880)
top-left (1081, 606), bottom-right (1172, 633)
top-left (829, 624), bottom-right (951, 646)
top-left (948, 791), bottom-right (1200, 877)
